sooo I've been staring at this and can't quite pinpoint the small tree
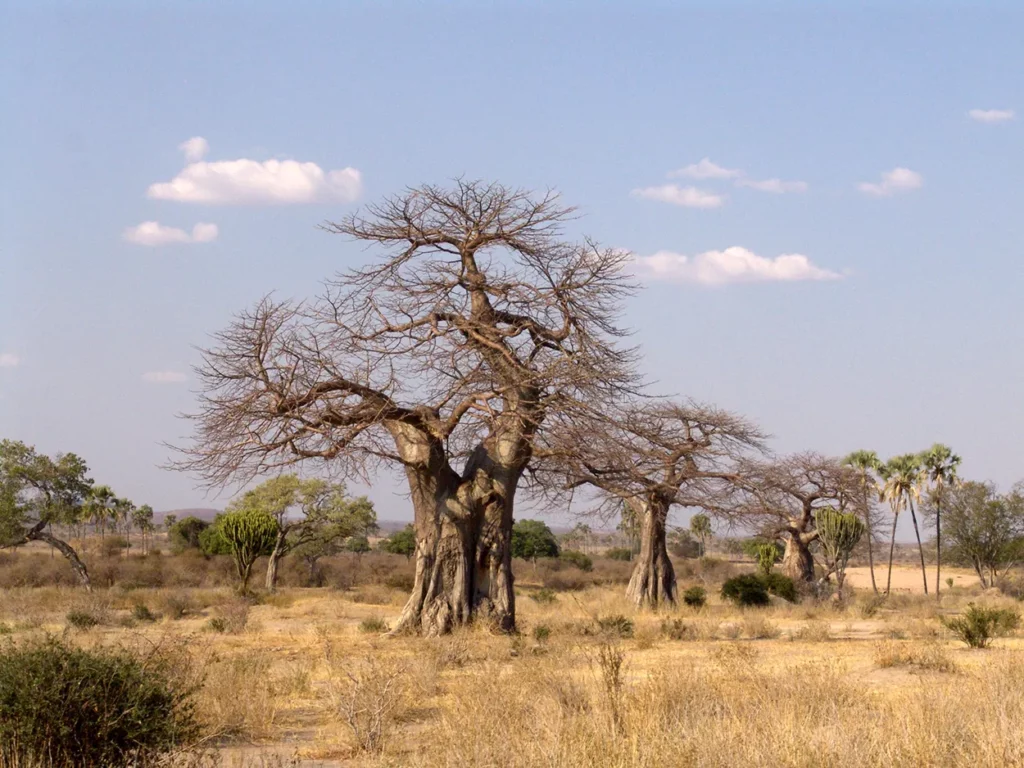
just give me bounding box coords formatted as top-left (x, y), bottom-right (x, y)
top-left (511, 519), bottom-right (560, 562)
top-left (690, 513), bottom-right (712, 557)
top-left (346, 535), bottom-right (371, 554)
top-left (220, 508), bottom-right (278, 592)
top-left (168, 516), bottom-right (209, 553)
top-left (379, 525), bottom-right (417, 559)
top-left (816, 508), bottom-right (865, 591)
top-left (0, 440), bottom-right (94, 589)
top-left (131, 504), bottom-right (155, 555)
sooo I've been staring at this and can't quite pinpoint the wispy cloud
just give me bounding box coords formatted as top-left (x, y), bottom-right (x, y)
top-left (968, 108), bottom-right (1015, 124)
top-left (142, 371), bottom-right (187, 383)
top-left (857, 167), bottom-right (923, 197)
top-left (148, 138), bottom-right (362, 205)
top-left (0, 354), bottom-right (19, 368)
top-left (736, 178), bottom-right (808, 194)
top-left (632, 246), bottom-right (842, 285)
top-left (123, 221), bottom-right (219, 246)
top-left (631, 184), bottom-right (725, 209)
top-left (668, 158), bottom-right (741, 180)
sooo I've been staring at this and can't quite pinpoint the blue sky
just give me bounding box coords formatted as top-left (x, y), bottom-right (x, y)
top-left (1, 2), bottom-right (1021, 532)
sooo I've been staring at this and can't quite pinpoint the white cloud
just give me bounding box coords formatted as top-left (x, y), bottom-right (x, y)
top-left (736, 178), bottom-right (809, 194)
top-left (122, 221), bottom-right (219, 246)
top-left (632, 246), bottom-right (842, 285)
top-left (968, 108), bottom-right (1015, 123)
top-left (142, 371), bottom-right (186, 383)
top-left (668, 158), bottom-right (742, 180)
top-left (857, 167), bottom-right (923, 197)
top-left (631, 184), bottom-right (725, 209)
top-left (0, 354), bottom-right (19, 368)
top-left (180, 136), bottom-right (209, 163)
top-left (148, 139), bottom-right (362, 205)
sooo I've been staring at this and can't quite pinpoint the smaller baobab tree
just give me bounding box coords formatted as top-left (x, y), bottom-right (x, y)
top-left (816, 508), bottom-right (866, 592)
top-left (545, 400), bottom-right (765, 609)
top-left (879, 454), bottom-right (928, 595)
top-left (730, 453), bottom-right (860, 585)
top-left (921, 443), bottom-right (961, 601)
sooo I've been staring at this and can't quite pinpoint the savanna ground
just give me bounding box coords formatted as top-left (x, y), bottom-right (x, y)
top-left (1, 548), bottom-right (1022, 768)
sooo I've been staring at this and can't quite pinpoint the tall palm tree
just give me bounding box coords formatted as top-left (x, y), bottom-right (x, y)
top-left (85, 485), bottom-right (115, 540)
top-left (921, 444), bottom-right (961, 601)
top-left (843, 450), bottom-right (882, 594)
top-left (880, 454), bottom-right (929, 595)
top-left (690, 513), bottom-right (712, 557)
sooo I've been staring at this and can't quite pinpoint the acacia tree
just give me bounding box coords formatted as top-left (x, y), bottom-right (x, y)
top-left (730, 453), bottom-right (859, 584)
top-left (175, 181), bottom-right (636, 634)
top-left (547, 400), bottom-right (764, 608)
top-left (0, 440), bottom-right (94, 589)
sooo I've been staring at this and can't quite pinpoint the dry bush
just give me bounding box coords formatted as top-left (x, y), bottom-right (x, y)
top-left (873, 640), bottom-right (958, 673)
top-left (742, 614), bottom-right (781, 639)
top-left (791, 620), bottom-right (832, 642)
top-left (194, 650), bottom-right (278, 739)
top-left (207, 600), bottom-right (251, 635)
top-left (325, 655), bottom-right (408, 755)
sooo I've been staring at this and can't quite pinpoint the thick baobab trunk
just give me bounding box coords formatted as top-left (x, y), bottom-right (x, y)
top-left (624, 501), bottom-right (675, 609)
top-left (24, 527), bottom-right (92, 591)
top-left (266, 530), bottom-right (288, 591)
top-left (782, 532), bottom-right (815, 583)
top-left (389, 426), bottom-right (520, 636)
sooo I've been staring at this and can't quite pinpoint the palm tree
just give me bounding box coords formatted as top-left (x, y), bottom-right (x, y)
top-left (690, 513), bottom-right (712, 557)
top-left (843, 450), bottom-right (882, 594)
top-left (880, 454), bottom-right (928, 595)
top-left (85, 485), bottom-right (115, 540)
top-left (921, 444), bottom-right (961, 601)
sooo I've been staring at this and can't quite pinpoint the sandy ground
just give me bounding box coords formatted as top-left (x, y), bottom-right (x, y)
top-left (844, 565), bottom-right (979, 593)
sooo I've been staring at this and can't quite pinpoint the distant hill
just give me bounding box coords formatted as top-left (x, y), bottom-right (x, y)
top-left (156, 508), bottom-right (220, 524)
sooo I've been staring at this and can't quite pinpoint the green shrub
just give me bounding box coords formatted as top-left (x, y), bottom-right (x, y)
top-left (66, 610), bottom-right (100, 630)
top-left (132, 603), bottom-right (157, 623)
top-left (761, 572), bottom-right (797, 602)
top-left (359, 616), bottom-right (390, 634)
top-left (532, 624), bottom-right (552, 643)
top-left (596, 614), bottom-right (634, 638)
top-left (721, 574), bottom-right (770, 607)
top-left (604, 547), bottom-right (633, 562)
top-left (943, 604), bottom-right (1020, 648)
top-left (682, 585), bottom-right (707, 609)
top-left (0, 636), bottom-right (199, 766)
top-left (559, 550), bottom-right (593, 572)
top-left (530, 587), bottom-right (558, 604)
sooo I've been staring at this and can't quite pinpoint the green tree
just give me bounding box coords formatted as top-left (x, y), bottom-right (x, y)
top-left (131, 504), bottom-right (155, 555)
top-left (690, 513), bottom-right (712, 557)
top-left (228, 475), bottom-right (377, 591)
top-left (83, 485), bottom-right (115, 540)
top-left (843, 450), bottom-right (882, 594)
top-left (510, 519), bottom-right (559, 562)
top-left (163, 514), bottom-right (177, 531)
top-left (197, 517), bottom-right (232, 555)
top-left (931, 481), bottom-right (1024, 589)
top-left (921, 443), bottom-right (962, 601)
top-left (220, 507), bottom-right (278, 591)
top-left (168, 516), bottom-right (209, 553)
top-left (879, 454), bottom-right (928, 595)
top-left (0, 440), bottom-right (94, 589)
top-left (345, 535), bottom-right (371, 554)
top-left (379, 525), bottom-right (417, 558)
top-left (815, 507), bottom-right (866, 591)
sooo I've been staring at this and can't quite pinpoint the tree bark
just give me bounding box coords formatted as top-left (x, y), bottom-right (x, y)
top-left (782, 532), bottom-right (815, 583)
top-left (624, 500), bottom-right (676, 609)
top-left (934, 498), bottom-right (942, 601)
top-left (885, 514), bottom-right (898, 595)
top-left (907, 497), bottom-right (929, 595)
top-left (861, 476), bottom-right (878, 594)
top-left (23, 527), bottom-right (92, 591)
top-left (266, 529), bottom-right (288, 592)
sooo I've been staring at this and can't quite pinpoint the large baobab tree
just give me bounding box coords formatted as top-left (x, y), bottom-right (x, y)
top-left (545, 400), bottom-right (764, 608)
top-left (175, 181), bottom-right (636, 634)
top-left (731, 453), bottom-right (859, 584)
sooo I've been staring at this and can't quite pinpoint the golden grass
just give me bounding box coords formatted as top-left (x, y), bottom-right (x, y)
top-left (2, 569), bottom-right (1022, 766)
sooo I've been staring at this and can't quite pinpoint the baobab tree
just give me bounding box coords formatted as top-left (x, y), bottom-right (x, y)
top-left (545, 400), bottom-right (764, 608)
top-left (174, 181), bottom-right (637, 634)
top-left (729, 453), bottom-right (859, 584)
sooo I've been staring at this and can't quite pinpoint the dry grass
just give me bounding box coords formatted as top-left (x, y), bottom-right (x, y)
top-left (2, 562), bottom-right (1022, 766)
